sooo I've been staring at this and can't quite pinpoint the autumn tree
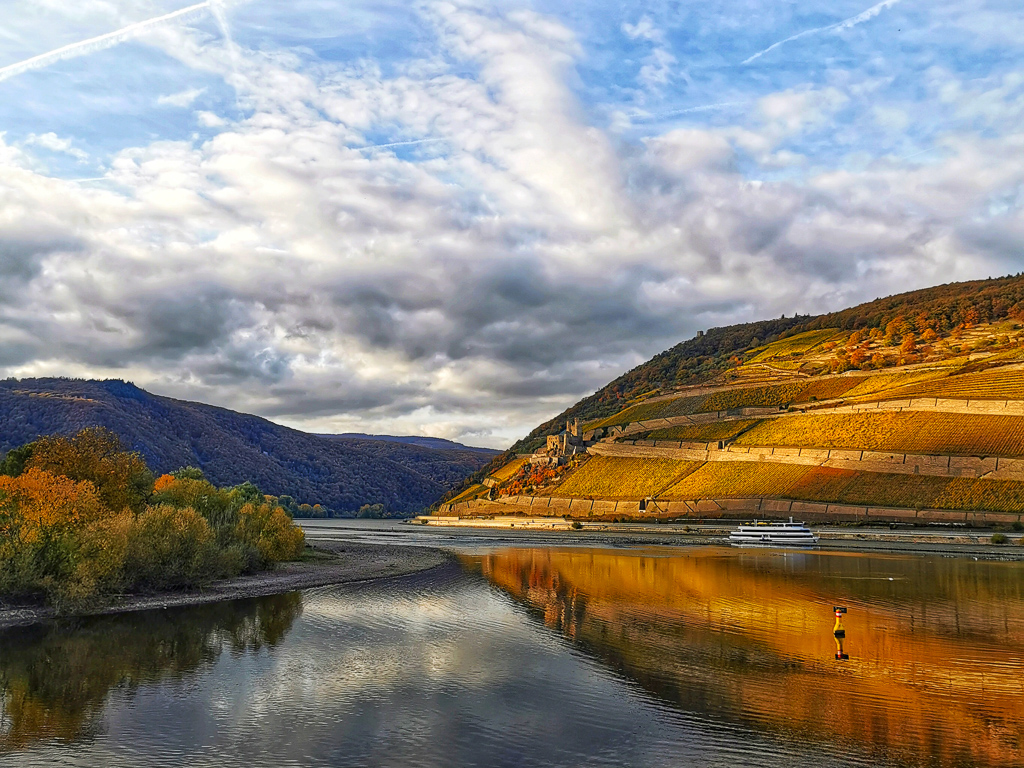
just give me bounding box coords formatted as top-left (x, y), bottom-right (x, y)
top-left (27, 428), bottom-right (152, 514)
top-left (900, 333), bottom-right (918, 356)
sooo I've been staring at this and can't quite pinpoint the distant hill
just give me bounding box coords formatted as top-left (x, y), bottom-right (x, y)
top-left (327, 433), bottom-right (498, 453)
top-left (0, 379), bottom-right (494, 515)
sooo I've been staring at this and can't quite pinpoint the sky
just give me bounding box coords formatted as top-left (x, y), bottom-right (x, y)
top-left (0, 1), bottom-right (1022, 448)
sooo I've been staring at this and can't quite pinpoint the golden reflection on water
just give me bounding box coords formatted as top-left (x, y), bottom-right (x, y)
top-left (0, 593), bottom-right (302, 750)
top-left (462, 547), bottom-right (1024, 768)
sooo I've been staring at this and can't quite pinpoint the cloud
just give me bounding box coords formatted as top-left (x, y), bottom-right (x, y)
top-left (622, 15), bottom-right (677, 91)
top-left (0, 3), bottom-right (1022, 448)
top-left (622, 16), bottom-right (663, 43)
top-left (157, 87), bottom-right (207, 108)
top-left (196, 110), bottom-right (226, 126)
top-left (756, 86), bottom-right (849, 144)
top-left (25, 132), bottom-right (88, 160)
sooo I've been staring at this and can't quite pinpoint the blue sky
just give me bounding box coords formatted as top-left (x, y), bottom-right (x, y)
top-left (1, 0), bottom-right (1023, 446)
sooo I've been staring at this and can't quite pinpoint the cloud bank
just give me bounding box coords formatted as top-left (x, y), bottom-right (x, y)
top-left (0, 0), bottom-right (1022, 447)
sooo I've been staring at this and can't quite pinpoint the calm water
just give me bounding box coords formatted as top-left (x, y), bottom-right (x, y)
top-left (2, 545), bottom-right (1023, 767)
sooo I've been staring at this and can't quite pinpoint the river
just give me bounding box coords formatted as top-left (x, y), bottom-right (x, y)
top-left (2, 527), bottom-right (1022, 767)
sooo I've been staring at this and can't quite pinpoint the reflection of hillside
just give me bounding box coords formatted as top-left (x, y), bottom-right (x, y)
top-left (0, 593), bottom-right (301, 750)
top-left (463, 548), bottom-right (1024, 768)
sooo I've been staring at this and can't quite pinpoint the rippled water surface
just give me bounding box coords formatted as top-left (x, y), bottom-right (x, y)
top-left (3, 545), bottom-right (1023, 767)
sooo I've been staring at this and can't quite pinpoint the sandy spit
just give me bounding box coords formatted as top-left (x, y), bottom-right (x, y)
top-left (0, 541), bottom-right (453, 631)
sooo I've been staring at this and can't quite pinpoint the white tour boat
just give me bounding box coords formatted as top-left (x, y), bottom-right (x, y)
top-left (728, 517), bottom-right (819, 546)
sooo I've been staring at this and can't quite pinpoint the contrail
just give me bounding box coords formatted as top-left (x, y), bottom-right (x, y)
top-left (630, 101), bottom-right (746, 121)
top-left (742, 0), bottom-right (901, 65)
top-left (0, 2), bottom-right (212, 84)
top-left (355, 138), bottom-right (449, 151)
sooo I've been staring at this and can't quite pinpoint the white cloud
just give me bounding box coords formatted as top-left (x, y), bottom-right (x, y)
top-left (24, 131), bottom-right (88, 160)
top-left (0, 4), bottom-right (1023, 448)
top-left (758, 86), bottom-right (849, 142)
top-left (622, 16), bottom-right (664, 43)
top-left (157, 87), bottom-right (206, 108)
top-left (197, 110), bottom-right (227, 127)
top-left (622, 15), bottom-right (676, 91)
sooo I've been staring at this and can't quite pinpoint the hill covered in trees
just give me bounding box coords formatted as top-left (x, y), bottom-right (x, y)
top-left (441, 273), bottom-right (1024, 507)
top-left (510, 274), bottom-right (1024, 454)
top-left (0, 379), bottom-right (494, 515)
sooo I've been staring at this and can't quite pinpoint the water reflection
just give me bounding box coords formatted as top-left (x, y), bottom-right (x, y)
top-left (0, 593), bottom-right (302, 750)
top-left (463, 547), bottom-right (1024, 768)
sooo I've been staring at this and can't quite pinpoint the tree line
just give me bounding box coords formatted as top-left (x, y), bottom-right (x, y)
top-left (0, 428), bottom-right (306, 610)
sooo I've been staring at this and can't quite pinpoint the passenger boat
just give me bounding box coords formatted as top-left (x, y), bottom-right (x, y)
top-left (728, 517), bottom-right (819, 546)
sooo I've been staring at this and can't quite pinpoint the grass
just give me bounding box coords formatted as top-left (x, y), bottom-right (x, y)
top-left (785, 467), bottom-right (951, 508)
top-left (663, 461), bottom-right (811, 499)
top-left (747, 329), bottom-right (843, 363)
top-left (645, 419), bottom-right (762, 443)
top-left (587, 382), bottom-right (810, 430)
top-left (933, 478), bottom-right (1024, 513)
top-left (489, 457), bottom-right (527, 483)
top-left (510, 453), bottom-right (1024, 513)
top-left (793, 376), bottom-right (867, 402)
top-left (879, 368), bottom-right (1024, 402)
top-left (550, 457), bottom-right (702, 500)
top-left (843, 368), bottom-right (951, 399)
top-left (449, 483), bottom-right (489, 504)
top-left (733, 411), bottom-right (1024, 456)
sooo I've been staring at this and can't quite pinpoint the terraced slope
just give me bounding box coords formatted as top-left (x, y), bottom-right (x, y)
top-left (503, 274), bottom-right (1024, 458)
top-left (733, 412), bottom-right (1024, 457)
top-left (462, 348), bottom-right (1024, 520)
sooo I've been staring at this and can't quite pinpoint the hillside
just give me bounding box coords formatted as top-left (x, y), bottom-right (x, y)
top-left (444, 274), bottom-right (1024, 525)
top-left (0, 379), bottom-right (493, 515)
top-left (506, 274), bottom-right (1024, 455)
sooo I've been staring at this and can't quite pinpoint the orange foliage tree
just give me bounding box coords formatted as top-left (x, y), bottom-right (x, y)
top-left (27, 427), bottom-right (153, 514)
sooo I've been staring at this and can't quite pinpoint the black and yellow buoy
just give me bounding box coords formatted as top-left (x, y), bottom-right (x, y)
top-left (833, 606), bottom-right (849, 660)
top-left (833, 606), bottom-right (847, 638)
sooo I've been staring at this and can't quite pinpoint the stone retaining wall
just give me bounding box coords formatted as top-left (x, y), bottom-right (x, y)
top-left (438, 495), bottom-right (1022, 526)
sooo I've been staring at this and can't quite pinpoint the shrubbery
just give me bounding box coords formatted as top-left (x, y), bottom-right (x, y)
top-left (0, 428), bottom-right (306, 610)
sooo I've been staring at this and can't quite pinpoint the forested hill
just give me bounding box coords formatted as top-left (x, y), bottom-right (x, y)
top-left (0, 379), bottom-right (494, 515)
top-left (508, 273), bottom-right (1024, 454)
top-left (328, 433), bottom-right (497, 453)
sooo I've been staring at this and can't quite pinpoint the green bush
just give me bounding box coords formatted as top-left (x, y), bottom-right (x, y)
top-left (235, 502), bottom-right (305, 566)
top-left (991, 533), bottom-right (1009, 544)
top-left (123, 505), bottom-right (219, 589)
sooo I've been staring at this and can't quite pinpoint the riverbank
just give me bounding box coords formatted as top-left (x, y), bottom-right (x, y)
top-left (0, 541), bottom-right (453, 630)
top-left (303, 518), bottom-right (1024, 561)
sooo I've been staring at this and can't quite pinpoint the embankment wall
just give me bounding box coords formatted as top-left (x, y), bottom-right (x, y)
top-left (438, 495), bottom-right (1022, 526)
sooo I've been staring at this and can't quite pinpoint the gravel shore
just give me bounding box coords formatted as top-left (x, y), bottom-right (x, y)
top-left (0, 541), bottom-right (453, 631)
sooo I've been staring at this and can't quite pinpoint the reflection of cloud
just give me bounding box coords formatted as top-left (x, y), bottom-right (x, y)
top-left (0, 593), bottom-right (301, 750)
